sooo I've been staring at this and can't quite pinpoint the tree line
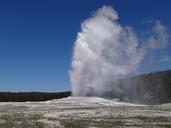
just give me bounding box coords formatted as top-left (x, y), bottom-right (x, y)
top-left (0, 91), bottom-right (71, 102)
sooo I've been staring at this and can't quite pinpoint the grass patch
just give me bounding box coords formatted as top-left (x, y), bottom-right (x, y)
top-left (132, 116), bottom-right (170, 122)
top-left (60, 119), bottom-right (124, 128)
top-left (60, 116), bottom-right (171, 128)
top-left (128, 116), bottom-right (171, 128)
top-left (0, 114), bottom-right (44, 128)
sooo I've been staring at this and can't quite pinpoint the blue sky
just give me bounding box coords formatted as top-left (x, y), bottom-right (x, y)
top-left (0, 0), bottom-right (171, 92)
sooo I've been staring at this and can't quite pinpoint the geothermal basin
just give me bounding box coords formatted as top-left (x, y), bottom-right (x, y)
top-left (0, 96), bottom-right (171, 127)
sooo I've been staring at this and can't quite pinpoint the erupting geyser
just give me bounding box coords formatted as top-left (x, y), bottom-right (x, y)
top-left (70, 6), bottom-right (170, 100)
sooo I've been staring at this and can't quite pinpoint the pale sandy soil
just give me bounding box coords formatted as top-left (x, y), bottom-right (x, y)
top-left (0, 97), bottom-right (171, 128)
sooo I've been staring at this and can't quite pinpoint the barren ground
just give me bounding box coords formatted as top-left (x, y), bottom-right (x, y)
top-left (0, 97), bottom-right (171, 128)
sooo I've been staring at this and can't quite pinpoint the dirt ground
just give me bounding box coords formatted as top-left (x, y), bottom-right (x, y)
top-left (0, 97), bottom-right (171, 128)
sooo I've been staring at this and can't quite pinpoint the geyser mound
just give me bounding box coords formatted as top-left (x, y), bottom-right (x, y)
top-left (70, 6), bottom-right (170, 104)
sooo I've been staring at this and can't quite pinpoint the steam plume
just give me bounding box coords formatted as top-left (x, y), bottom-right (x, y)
top-left (70, 6), bottom-right (170, 97)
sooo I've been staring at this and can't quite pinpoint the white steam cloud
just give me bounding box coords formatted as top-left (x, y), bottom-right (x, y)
top-left (70, 6), bottom-right (170, 97)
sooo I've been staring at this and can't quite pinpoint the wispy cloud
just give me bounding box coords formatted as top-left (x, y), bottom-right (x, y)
top-left (159, 56), bottom-right (171, 63)
top-left (146, 20), bottom-right (169, 50)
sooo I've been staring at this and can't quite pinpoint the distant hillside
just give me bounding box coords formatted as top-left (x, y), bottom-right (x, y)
top-left (0, 91), bottom-right (71, 102)
top-left (103, 70), bottom-right (171, 104)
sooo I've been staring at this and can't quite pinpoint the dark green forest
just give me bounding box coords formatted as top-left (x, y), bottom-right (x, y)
top-left (0, 91), bottom-right (71, 102)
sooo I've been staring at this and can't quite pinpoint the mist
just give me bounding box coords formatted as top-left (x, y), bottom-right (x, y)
top-left (70, 6), bottom-right (170, 100)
